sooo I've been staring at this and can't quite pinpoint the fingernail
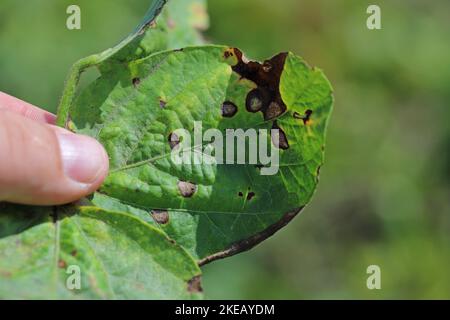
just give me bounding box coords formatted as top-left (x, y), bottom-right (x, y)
top-left (56, 132), bottom-right (108, 184)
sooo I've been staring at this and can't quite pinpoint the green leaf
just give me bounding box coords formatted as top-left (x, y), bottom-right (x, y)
top-left (0, 203), bottom-right (202, 299)
top-left (70, 46), bottom-right (333, 262)
top-left (104, 0), bottom-right (208, 66)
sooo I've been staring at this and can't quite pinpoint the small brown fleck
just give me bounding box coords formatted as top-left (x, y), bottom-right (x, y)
top-left (238, 192), bottom-right (243, 197)
top-left (247, 192), bottom-right (255, 201)
top-left (178, 181), bottom-right (197, 198)
top-left (224, 49), bottom-right (234, 59)
top-left (293, 109), bottom-right (313, 125)
top-left (159, 99), bottom-right (167, 108)
top-left (151, 210), bottom-right (169, 224)
top-left (132, 77), bottom-right (141, 87)
top-left (168, 133), bottom-right (180, 150)
top-left (58, 259), bottom-right (67, 269)
top-left (271, 122), bottom-right (289, 150)
top-left (187, 275), bottom-right (203, 293)
top-left (221, 101), bottom-right (238, 117)
top-left (71, 250), bottom-right (78, 257)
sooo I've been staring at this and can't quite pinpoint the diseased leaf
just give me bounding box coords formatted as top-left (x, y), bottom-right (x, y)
top-left (0, 203), bottom-right (202, 299)
top-left (71, 46), bottom-right (333, 262)
top-left (0, 0), bottom-right (333, 299)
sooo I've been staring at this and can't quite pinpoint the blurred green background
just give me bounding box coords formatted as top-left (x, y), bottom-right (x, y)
top-left (1, 0), bottom-right (449, 299)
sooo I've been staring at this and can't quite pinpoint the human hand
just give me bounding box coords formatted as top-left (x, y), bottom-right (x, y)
top-left (0, 91), bottom-right (109, 205)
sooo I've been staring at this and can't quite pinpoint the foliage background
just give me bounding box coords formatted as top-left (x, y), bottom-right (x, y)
top-left (0, 0), bottom-right (449, 299)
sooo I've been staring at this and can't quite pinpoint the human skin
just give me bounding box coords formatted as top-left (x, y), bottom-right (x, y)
top-left (0, 91), bottom-right (109, 205)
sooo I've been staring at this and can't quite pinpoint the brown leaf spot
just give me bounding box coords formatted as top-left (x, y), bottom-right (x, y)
top-left (178, 181), bottom-right (197, 198)
top-left (132, 77), bottom-right (141, 87)
top-left (71, 250), bottom-right (78, 257)
top-left (223, 48), bottom-right (234, 59)
top-left (221, 101), bottom-right (238, 117)
top-left (168, 133), bottom-right (180, 150)
top-left (58, 259), bottom-right (67, 269)
top-left (264, 101), bottom-right (285, 121)
top-left (293, 109), bottom-right (313, 125)
top-left (238, 192), bottom-right (243, 197)
top-left (246, 192), bottom-right (255, 201)
top-left (151, 210), bottom-right (169, 224)
top-left (271, 122), bottom-right (289, 150)
top-left (246, 88), bottom-right (268, 113)
top-left (187, 275), bottom-right (203, 293)
top-left (159, 99), bottom-right (167, 108)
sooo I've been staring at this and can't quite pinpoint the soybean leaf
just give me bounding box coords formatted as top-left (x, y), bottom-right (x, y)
top-left (105, 0), bottom-right (208, 66)
top-left (70, 46), bottom-right (333, 263)
top-left (0, 203), bottom-right (202, 299)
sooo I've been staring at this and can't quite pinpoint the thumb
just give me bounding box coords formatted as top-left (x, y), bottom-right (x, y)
top-left (0, 110), bottom-right (109, 205)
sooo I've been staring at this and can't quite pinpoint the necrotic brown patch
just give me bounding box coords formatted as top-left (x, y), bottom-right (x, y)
top-left (151, 210), bottom-right (169, 224)
top-left (246, 192), bottom-right (255, 201)
top-left (230, 48), bottom-right (288, 121)
top-left (271, 121), bottom-right (289, 150)
top-left (178, 181), bottom-right (197, 198)
top-left (221, 101), bottom-right (238, 117)
top-left (187, 276), bottom-right (203, 293)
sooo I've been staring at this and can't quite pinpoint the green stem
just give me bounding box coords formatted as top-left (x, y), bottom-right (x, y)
top-left (55, 0), bottom-right (168, 128)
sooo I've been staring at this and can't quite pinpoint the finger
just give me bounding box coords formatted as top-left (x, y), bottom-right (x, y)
top-left (0, 110), bottom-right (109, 205)
top-left (0, 91), bottom-right (56, 124)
